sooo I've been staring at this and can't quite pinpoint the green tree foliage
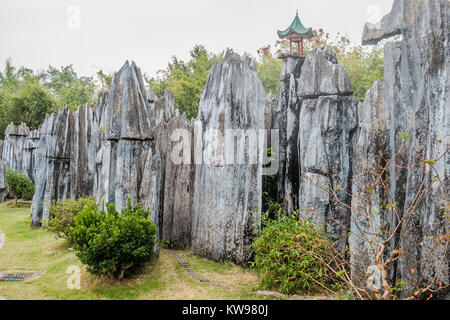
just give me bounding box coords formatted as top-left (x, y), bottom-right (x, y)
top-left (0, 61), bottom-right (97, 139)
top-left (41, 65), bottom-right (97, 110)
top-left (251, 210), bottom-right (343, 295)
top-left (5, 169), bottom-right (35, 207)
top-left (256, 45), bottom-right (283, 96)
top-left (339, 46), bottom-right (384, 102)
top-left (145, 45), bottom-right (223, 119)
top-left (7, 77), bottom-right (57, 130)
top-left (69, 199), bottom-right (157, 280)
top-left (48, 198), bottom-right (96, 240)
top-left (96, 69), bottom-right (113, 91)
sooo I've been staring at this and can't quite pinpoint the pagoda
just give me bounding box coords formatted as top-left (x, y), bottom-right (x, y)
top-left (277, 11), bottom-right (316, 55)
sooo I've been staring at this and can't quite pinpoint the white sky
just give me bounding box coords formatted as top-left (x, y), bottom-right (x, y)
top-left (0, 0), bottom-right (394, 78)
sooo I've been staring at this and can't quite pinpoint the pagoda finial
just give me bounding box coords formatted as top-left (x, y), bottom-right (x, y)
top-left (296, 9), bottom-right (298, 16)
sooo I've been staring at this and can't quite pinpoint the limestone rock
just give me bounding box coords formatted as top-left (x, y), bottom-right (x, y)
top-left (70, 104), bottom-right (99, 199)
top-left (0, 158), bottom-right (7, 202)
top-left (275, 55), bottom-right (304, 213)
top-left (161, 116), bottom-right (194, 248)
top-left (106, 61), bottom-right (153, 141)
top-left (298, 95), bottom-right (358, 251)
top-left (31, 108), bottom-right (74, 226)
top-left (152, 90), bottom-right (180, 126)
top-left (191, 50), bottom-right (265, 264)
top-left (356, 0), bottom-right (449, 297)
top-left (298, 48), bottom-right (353, 98)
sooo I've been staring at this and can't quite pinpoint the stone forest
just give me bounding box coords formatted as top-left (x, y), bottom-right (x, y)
top-left (0, 0), bottom-right (448, 300)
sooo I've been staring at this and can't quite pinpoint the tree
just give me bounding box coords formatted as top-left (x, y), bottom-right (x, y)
top-left (5, 169), bottom-right (35, 207)
top-left (69, 199), bottom-right (157, 280)
top-left (96, 69), bottom-right (113, 92)
top-left (7, 77), bottom-right (57, 130)
top-left (41, 65), bottom-right (97, 110)
top-left (0, 60), bottom-right (98, 139)
top-left (256, 45), bottom-right (283, 96)
top-left (145, 45), bottom-right (223, 119)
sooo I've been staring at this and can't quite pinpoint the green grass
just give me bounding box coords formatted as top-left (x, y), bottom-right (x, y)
top-left (0, 203), bottom-right (267, 300)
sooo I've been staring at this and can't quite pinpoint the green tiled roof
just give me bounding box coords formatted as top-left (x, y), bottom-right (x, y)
top-left (278, 13), bottom-right (315, 38)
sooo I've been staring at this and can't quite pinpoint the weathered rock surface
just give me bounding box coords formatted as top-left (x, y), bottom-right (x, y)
top-left (105, 61), bottom-right (153, 141)
top-left (96, 61), bottom-right (153, 212)
top-left (0, 157), bottom-right (7, 202)
top-left (31, 108), bottom-right (74, 226)
top-left (297, 48), bottom-right (358, 252)
top-left (354, 0), bottom-right (449, 298)
top-left (70, 105), bottom-right (99, 199)
top-left (191, 50), bottom-right (265, 264)
top-left (349, 80), bottom-right (389, 286)
top-left (161, 116), bottom-right (194, 247)
top-left (2, 123), bottom-right (30, 175)
top-left (274, 55), bottom-right (304, 213)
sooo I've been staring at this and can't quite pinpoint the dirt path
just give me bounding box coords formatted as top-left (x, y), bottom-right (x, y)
top-left (168, 251), bottom-right (333, 300)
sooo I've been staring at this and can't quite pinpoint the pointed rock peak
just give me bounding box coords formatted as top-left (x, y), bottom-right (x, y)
top-left (223, 49), bottom-right (257, 71)
top-left (106, 61), bottom-right (152, 140)
top-left (5, 122), bottom-right (30, 137)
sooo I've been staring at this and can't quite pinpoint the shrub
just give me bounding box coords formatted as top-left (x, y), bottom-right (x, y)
top-left (5, 169), bottom-right (34, 206)
top-left (68, 199), bottom-right (157, 280)
top-left (250, 213), bottom-right (343, 295)
top-left (48, 198), bottom-right (96, 239)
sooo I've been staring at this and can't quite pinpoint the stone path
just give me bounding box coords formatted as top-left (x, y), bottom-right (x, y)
top-left (168, 251), bottom-right (334, 300)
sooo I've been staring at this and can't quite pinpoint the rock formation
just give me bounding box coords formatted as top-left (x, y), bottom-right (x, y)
top-left (31, 108), bottom-right (74, 226)
top-left (191, 51), bottom-right (265, 264)
top-left (297, 48), bottom-right (358, 252)
top-left (271, 55), bottom-right (304, 213)
top-left (0, 157), bottom-right (7, 202)
top-left (353, 0), bottom-right (449, 298)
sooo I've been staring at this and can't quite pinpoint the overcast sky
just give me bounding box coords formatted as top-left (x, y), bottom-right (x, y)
top-left (0, 0), bottom-right (394, 78)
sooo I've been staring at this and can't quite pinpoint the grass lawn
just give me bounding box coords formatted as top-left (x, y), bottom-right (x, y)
top-left (0, 201), bottom-right (268, 300)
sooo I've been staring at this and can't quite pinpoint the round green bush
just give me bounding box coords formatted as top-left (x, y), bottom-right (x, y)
top-left (69, 200), bottom-right (157, 280)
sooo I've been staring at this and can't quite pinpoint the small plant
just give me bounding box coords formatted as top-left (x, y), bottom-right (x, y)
top-left (48, 198), bottom-right (96, 239)
top-left (161, 237), bottom-right (178, 250)
top-left (68, 199), bottom-right (157, 280)
top-left (250, 212), bottom-right (344, 295)
top-left (5, 169), bottom-right (34, 207)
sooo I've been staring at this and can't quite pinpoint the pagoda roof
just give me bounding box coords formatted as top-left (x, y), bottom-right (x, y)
top-left (277, 13), bottom-right (316, 40)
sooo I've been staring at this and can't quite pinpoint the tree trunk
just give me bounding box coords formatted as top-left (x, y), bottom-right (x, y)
top-left (14, 196), bottom-right (17, 208)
